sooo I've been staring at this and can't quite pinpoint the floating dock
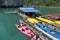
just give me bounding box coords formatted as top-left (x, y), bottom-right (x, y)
top-left (18, 14), bottom-right (59, 40)
top-left (17, 7), bottom-right (60, 40)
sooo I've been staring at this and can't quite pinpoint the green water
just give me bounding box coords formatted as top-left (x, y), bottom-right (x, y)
top-left (0, 8), bottom-right (30, 40)
top-left (37, 7), bottom-right (60, 15)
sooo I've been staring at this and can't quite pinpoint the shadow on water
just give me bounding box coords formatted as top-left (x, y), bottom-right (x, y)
top-left (0, 12), bottom-right (30, 40)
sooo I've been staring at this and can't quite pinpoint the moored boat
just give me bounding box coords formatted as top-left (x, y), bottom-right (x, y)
top-left (17, 7), bottom-right (60, 27)
top-left (45, 14), bottom-right (60, 20)
top-left (16, 23), bottom-right (45, 40)
top-left (16, 23), bottom-right (35, 38)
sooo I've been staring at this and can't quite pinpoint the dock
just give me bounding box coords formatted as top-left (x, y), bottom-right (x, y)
top-left (18, 13), bottom-right (59, 40)
top-left (17, 7), bottom-right (60, 40)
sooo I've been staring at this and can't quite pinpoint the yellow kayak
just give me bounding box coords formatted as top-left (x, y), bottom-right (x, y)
top-left (36, 17), bottom-right (54, 24)
top-left (27, 18), bottom-right (38, 24)
top-left (27, 17), bottom-right (60, 26)
top-left (55, 21), bottom-right (60, 25)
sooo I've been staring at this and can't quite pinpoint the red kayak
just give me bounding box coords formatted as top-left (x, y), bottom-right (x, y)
top-left (16, 23), bottom-right (45, 40)
top-left (45, 14), bottom-right (60, 20)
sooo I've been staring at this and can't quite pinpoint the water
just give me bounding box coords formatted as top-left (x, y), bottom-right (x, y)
top-left (37, 7), bottom-right (60, 15)
top-left (0, 8), bottom-right (30, 40)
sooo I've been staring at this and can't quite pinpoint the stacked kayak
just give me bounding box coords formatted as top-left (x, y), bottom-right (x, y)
top-left (26, 17), bottom-right (60, 40)
top-left (35, 23), bottom-right (60, 40)
top-left (36, 17), bottom-right (60, 27)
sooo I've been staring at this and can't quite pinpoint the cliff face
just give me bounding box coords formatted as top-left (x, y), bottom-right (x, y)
top-left (0, 0), bottom-right (3, 6)
top-left (0, 0), bottom-right (24, 7)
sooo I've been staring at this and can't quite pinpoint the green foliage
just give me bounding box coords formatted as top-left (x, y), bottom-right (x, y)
top-left (24, 0), bottom-right (60, 7)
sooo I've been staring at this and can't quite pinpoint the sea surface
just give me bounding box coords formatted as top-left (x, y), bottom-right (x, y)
top-left (0, 8), bottom-right (30, 40)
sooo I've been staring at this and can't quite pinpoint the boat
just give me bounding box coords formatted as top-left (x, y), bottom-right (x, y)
top-left (27, 18), bottom-right (38, 24)
top-left (36, 17), bottom-right (54, 24)
top-left (45, 14), bottom-right (60, 20)
top-left (17, 7), bottom-right (40, 24)
top-left (54, 21), bottom-right (60, 25)
top-left (16, 21), bottom-right (45, 40)
top-left (17, 7), bottom-right (60, 27)
top-left (16, 23), bottom-right (35, 38)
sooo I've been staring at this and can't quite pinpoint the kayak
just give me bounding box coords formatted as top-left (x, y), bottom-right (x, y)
top-left (16, 23), bottom-right (45, 40)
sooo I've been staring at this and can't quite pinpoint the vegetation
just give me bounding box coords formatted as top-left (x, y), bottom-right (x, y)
top-left (24, 0), bottom-right (60, 7)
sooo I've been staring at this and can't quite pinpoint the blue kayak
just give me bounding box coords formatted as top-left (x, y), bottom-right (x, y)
top-left (36, 23), bottom-right (60, 40)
